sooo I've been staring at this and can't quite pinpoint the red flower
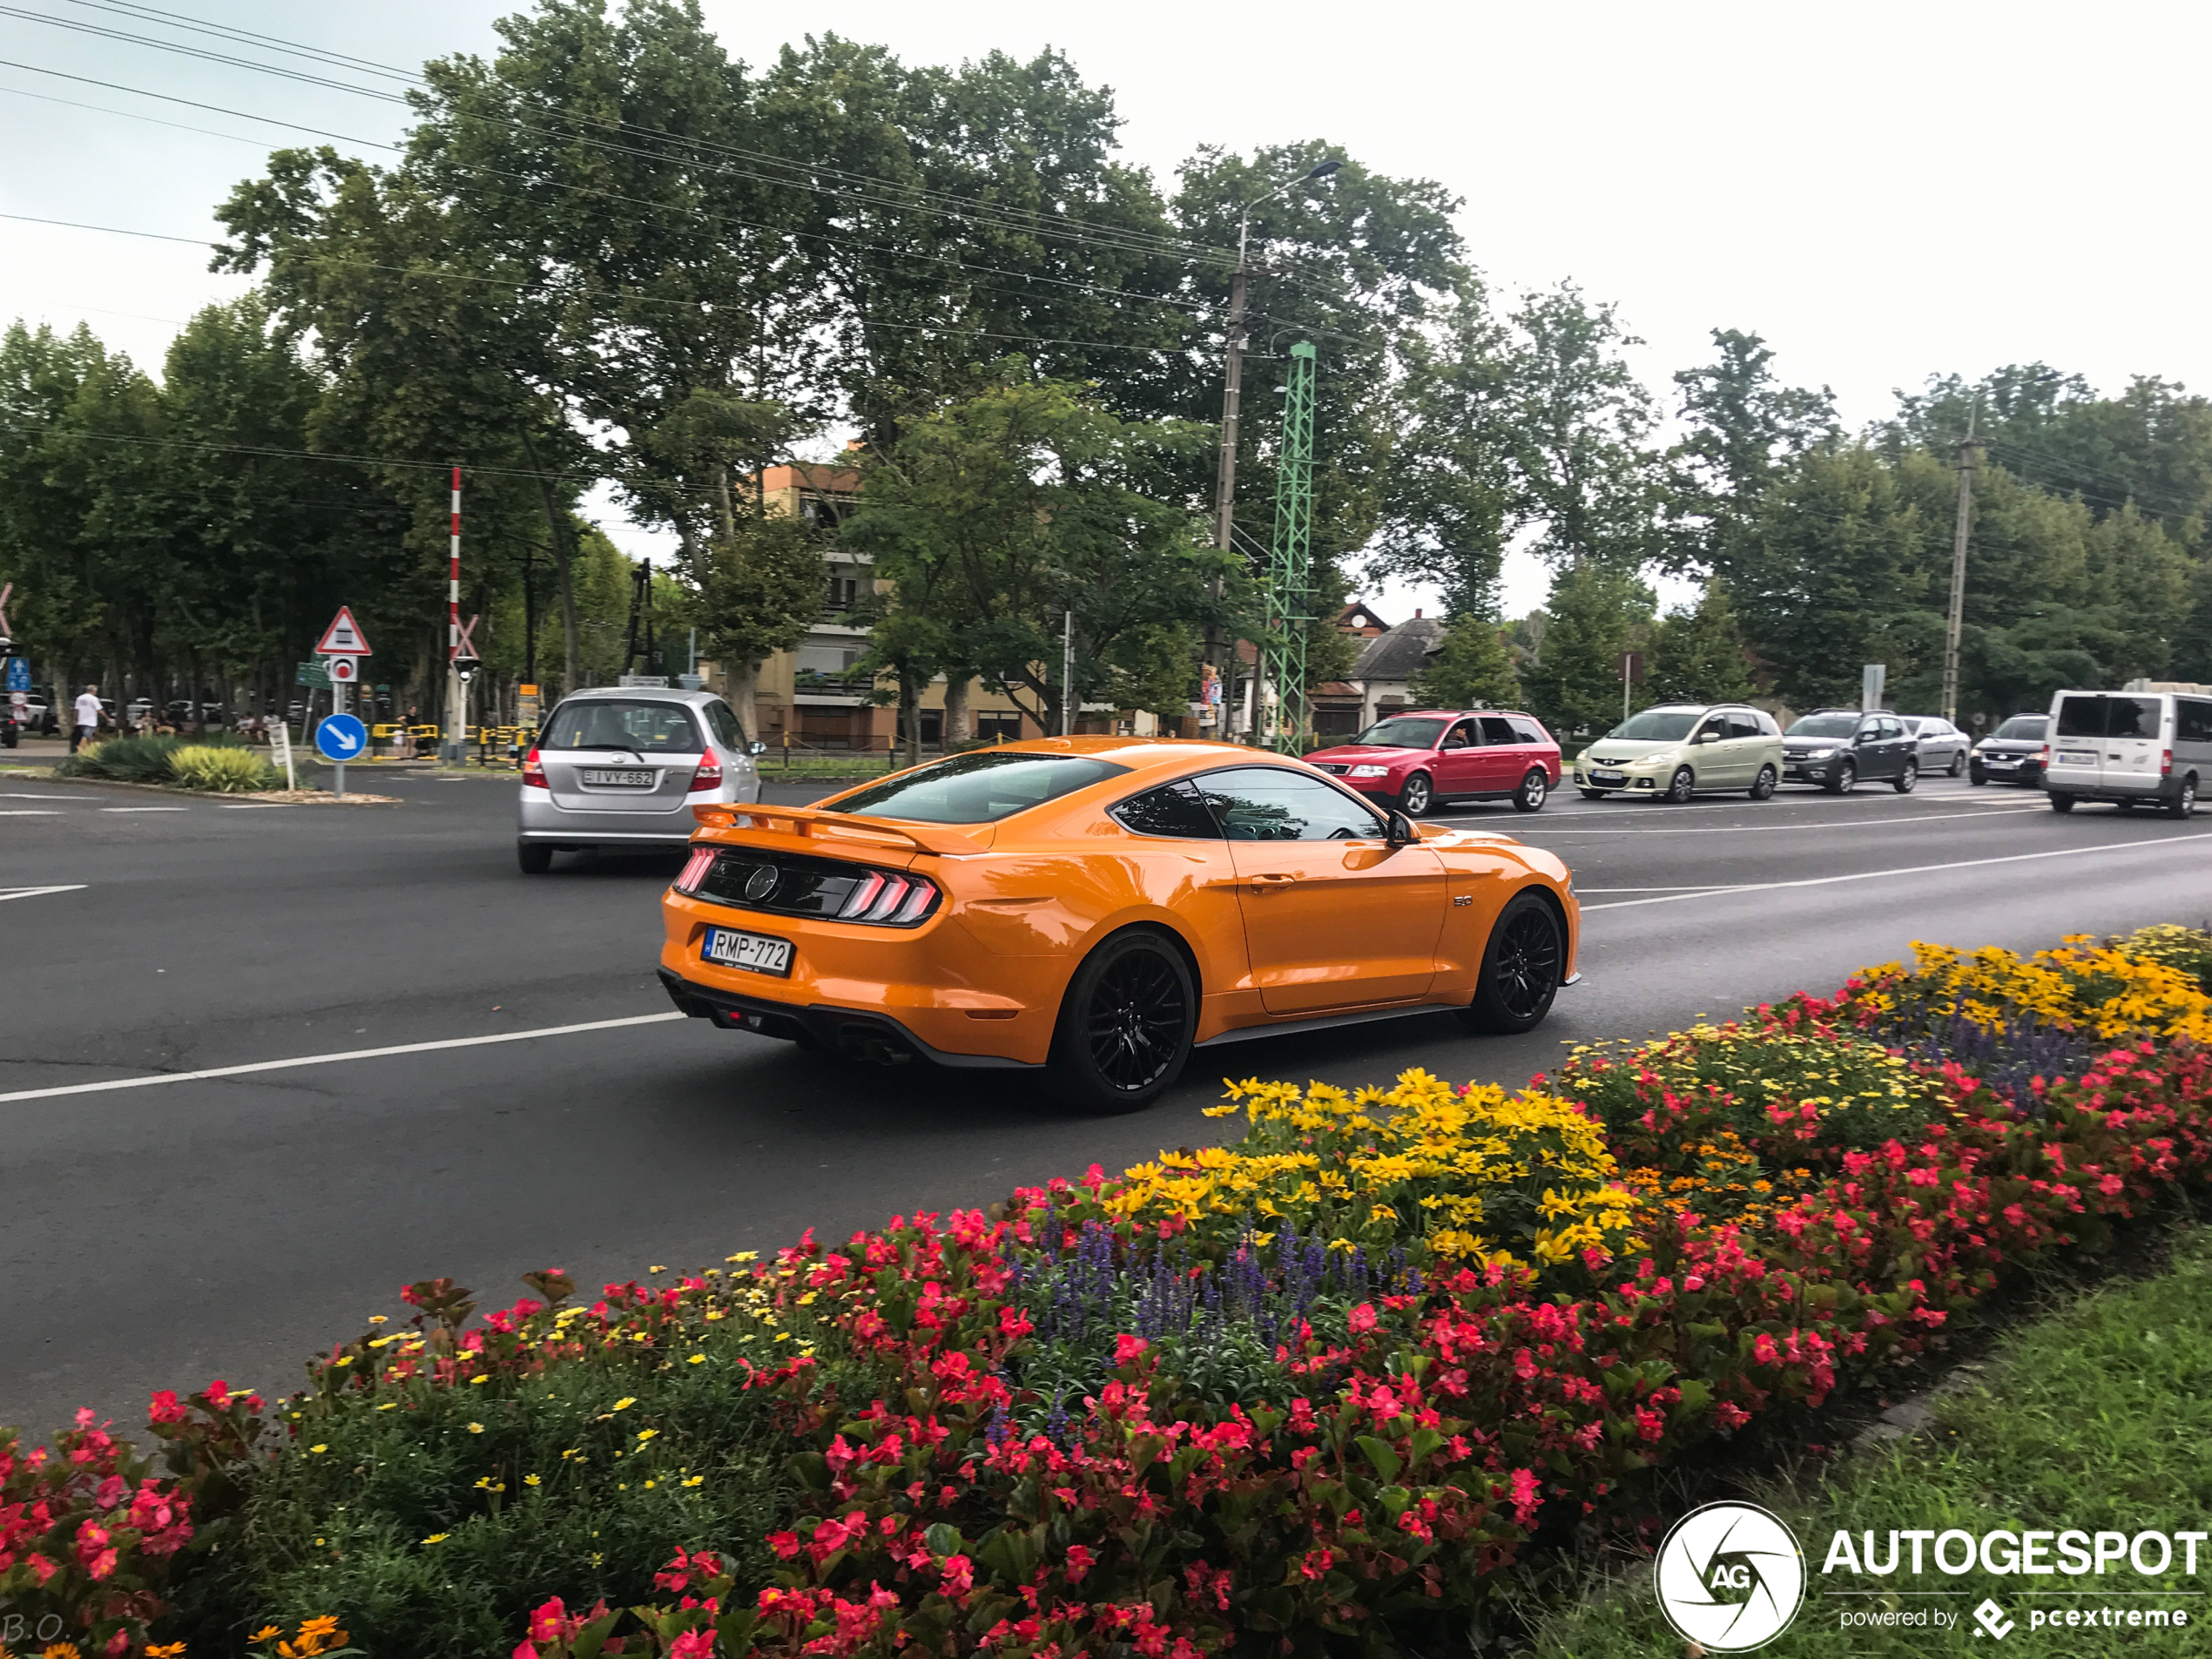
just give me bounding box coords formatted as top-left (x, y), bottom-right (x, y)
top-left (1114, 1333), bottom-right (1149, 1366)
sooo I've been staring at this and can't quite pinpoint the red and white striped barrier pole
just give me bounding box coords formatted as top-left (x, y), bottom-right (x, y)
top-left (445, 465), bottom-right (462, 761)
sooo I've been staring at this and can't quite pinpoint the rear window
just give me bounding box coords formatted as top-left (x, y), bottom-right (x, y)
top-left (1508, 716), bottom-right (1549, 745)
top-left (1787, 715), bottom-right (1859, 738)
top-left (1993, 716), bottom-right (2047, 741)
top-left (832, 750), bottom-right (1130, 824)
top-left (542, 699), bottom-right (701, 752)
top-left (1608, 709), bottom-right (1701, 741)
top-left (2054, 695), bottom-right (2161, 739)
top-left (1352, 718), bottom-right (1446, 748)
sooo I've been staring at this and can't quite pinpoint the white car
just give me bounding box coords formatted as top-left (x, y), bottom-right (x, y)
top-left (2044, 688), bottom-right (2209, 818)
top-left (517, 687), bottom-right (765, 872)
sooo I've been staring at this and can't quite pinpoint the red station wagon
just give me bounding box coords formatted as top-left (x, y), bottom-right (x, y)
top-left (1305, 710), bottom-right (1564, 815)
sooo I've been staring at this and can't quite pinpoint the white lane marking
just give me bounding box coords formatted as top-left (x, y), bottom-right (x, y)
top-left (1581, 832), bottom-right (2211, 912)
top-left (0, 810), bottom-right (62, 816)
top-left (1526, 807), bottom-right (2045, 837)
top-left (0, 884), bottom-right (87, 902)
top-left (219, 803), bottom-right (286, 810)
top-left (1575, 885), bottom-right (1753, 893)
top-left (0, 792), bottom-right (83, 799)
top-left (0, 1011), bottom-right (688, 1104)
top-left (99, 806), bottom-right (187, 813)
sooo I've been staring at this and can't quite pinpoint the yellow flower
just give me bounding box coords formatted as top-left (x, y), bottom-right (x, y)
top-left (422, 1532), bottom-right (450, 1544)
top-left (253, 1628), bottom-right (284, 1642)
top-left (637, 1427), bottom-right (659, 1442)
top-left (525, 1472), bottom-right (542, 1487)
top-left (612, 1396), bottom-right (637, 1411)
top-left (688, 1353), bottom-right (706, 1365)
top-left (307, 1443), bottom-right (328, 1453)
top-left (368, 1313), bottom-right (387, 1325)
top-left (467, 1422), bottom-right (484, 1434)
top-left (683, 1474), bottom-right (705, 1487)
top-left (148, 1646), bottom-right (189, 1658)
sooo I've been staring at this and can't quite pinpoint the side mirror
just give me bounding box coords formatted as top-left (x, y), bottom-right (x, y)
top-left (1696, 730), bottom-right (1719, 744)
top-left (747, 739), bottom-right (767, 756)
top-left (1386, 810), bottom-right (1416, 846)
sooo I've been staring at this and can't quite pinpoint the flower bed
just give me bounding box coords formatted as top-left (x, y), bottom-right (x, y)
top-left (7, 928), bottom-right (2211, 1658)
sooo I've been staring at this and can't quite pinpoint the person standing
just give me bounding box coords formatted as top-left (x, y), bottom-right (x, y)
top-left (71, 684), bottom-right (104, 752)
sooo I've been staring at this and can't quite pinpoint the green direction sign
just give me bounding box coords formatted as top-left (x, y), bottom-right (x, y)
top-left (296, 659), bottom-right (332, 689)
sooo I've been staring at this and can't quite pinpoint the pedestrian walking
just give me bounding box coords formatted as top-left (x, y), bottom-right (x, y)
top-left (71, 684), bottom-right (104, 752)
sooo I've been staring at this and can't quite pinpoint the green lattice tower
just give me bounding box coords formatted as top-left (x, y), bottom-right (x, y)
top-left (1263, 341), bottom-right (1317, 753)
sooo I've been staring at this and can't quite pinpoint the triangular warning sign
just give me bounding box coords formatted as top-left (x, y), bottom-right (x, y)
top-left (315, 606), bottom-right (373, 657)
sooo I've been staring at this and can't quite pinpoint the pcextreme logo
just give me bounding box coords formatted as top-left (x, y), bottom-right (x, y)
top-left (1655, 1501), bottom-right (1807, 1652)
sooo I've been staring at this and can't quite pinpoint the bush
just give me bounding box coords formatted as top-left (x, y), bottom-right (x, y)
top-left (57, 734), bottom-right (185, 783)
top-left (169, 745), bottom-right (282, 792)
top-left (21, 934), bottom-right (2212, 1658)
top-left (57, 732), bottom-right (260, 788)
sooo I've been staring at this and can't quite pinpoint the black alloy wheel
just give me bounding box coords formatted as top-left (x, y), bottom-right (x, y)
top-left (1399, 772), bottom-right (1434, 816)
top-left (1749, 764), bottom-right (1777, 800)
top-left (1048, 929), bottom-right (1196, 1113)
top-left (1514, 769), bottom-right (1548, 812)
top-left (1663, 765), bottom-right (1696, 805)
top-left (1893, 759), bottom-right (1918, 794)
top-left (516, 841), bottom-right (553, 874)
top-left (1461, 892), bottom-right (1564, 1034)
top-left (1825, 759), bottom-right (1857, 794)
top-left (2169, 777), bottom-right (2198, 820)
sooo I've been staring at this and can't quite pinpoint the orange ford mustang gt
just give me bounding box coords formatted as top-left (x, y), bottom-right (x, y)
top-left (657, 738), bottom-right (1579, 1111)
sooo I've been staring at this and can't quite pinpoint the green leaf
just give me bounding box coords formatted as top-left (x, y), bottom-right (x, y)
top-left (1355, 1435), bottom-right (1403, 1484)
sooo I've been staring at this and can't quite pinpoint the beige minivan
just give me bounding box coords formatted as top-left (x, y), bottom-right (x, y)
top-left (2043, 688), bottom-right (2210, 818)
top-left (1574, 702), bottom-right (1787, 803)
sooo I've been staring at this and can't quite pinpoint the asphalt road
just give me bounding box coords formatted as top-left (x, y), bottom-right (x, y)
top-left (3, 763), bottom-right (2209, 1440)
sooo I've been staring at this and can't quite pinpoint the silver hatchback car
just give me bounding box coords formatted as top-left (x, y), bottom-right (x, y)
top-left (517, 687), bottom-right (763, 873)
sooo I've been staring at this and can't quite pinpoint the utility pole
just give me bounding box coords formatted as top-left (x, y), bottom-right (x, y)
top-left (1205, 159), bottom-right (1340, 732)
top-left (1942, 435), bottom-right (1979, 725)
top-left (1060, 610), bottom-right (1075, 737)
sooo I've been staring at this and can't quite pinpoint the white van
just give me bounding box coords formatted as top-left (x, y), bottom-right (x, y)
top-left (2042, 687), bottom-right (2212, 818)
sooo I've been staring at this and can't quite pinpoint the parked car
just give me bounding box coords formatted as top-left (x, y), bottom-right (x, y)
top-left (1781, 709), bottom-right (1919, 793)
top-left (518, 688), bottom-right (765, 871)
top-left (1305, 710), bottom-right (1562, 814)
top-left (1968, 714), bottom-right (2048, 786)
top-left (1898, 714), bottom-right (1970, 776)
top-left (1573, 703), bottom-right (1784, 802)
top-left (658, 739), bottom-right (1580, 1112)
top-left (2043, 688), bottom-right (2209, 817)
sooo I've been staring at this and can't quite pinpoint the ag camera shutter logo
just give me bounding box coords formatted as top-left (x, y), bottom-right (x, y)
top-left (1655, 1501), bottom-right (1806, 1651)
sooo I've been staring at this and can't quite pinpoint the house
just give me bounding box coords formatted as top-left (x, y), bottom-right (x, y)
top-left (1309, 609), bottom-right (1445, 734)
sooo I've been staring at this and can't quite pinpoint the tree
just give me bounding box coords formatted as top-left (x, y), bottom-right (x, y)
top-left (844, 368), bottom-right (1238, 732)
top-left (690, 509), bottom-right (827, 741)
top-left (1666, 328), bottom-right (1835, 575)
top-left (1410, 614), bottom-right (1519, 709)
top-left (1645, 583), bottom-right (1754, 705)
top-left (1519, 562), bottom-right (1653, 738)
top-left (1505, 283), bottom-right (1664, 571)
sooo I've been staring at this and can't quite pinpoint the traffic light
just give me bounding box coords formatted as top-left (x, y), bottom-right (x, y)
top-left (455, 653), bottom-right (482, 685)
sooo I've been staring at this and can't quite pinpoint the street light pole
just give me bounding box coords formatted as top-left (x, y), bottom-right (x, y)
top-left (1204, 159), bottom-right (1340, 724)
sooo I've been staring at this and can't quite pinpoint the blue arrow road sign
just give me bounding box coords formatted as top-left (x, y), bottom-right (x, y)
top-left (3, 657), bottom-right (28, 691)
top-left (314, 712), bottom-right (368, 761)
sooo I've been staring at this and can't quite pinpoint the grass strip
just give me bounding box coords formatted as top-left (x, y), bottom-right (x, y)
top-left (1534, 1226), bottom-right (2212, 1655)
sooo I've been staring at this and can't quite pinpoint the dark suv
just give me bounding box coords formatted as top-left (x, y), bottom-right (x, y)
top-left (1782, 709), bottom-right (1919, 793)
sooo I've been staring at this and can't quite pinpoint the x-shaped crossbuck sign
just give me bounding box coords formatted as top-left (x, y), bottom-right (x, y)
top-left (454, 612), bottom-right (481, 658)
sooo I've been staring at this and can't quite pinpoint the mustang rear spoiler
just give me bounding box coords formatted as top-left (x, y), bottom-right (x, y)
top-left (691, 802), bottom-right (984, 858)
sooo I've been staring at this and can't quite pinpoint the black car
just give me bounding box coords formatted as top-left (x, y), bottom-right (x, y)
top-left (1968, 714), bottom-right (2049, 786)
top-left (1781, 709), bottom-right (1920, 792)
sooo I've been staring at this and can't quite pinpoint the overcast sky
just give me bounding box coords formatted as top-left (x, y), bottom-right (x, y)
top-left (4, 0), bottom-right (2205, 617)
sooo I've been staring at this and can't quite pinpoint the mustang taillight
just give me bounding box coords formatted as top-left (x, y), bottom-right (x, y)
top-left (838, 867), bottom-right (941, 925)
top-left (688, 750), bottom-right (724, 792)
top-left (676, 847), bottom-right (717, 892)
top-left (521, 745), bottom-right (547, 786)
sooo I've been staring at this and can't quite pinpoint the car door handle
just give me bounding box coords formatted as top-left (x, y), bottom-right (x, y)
top-left (1204, 872), bottom-right (1298, 890)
